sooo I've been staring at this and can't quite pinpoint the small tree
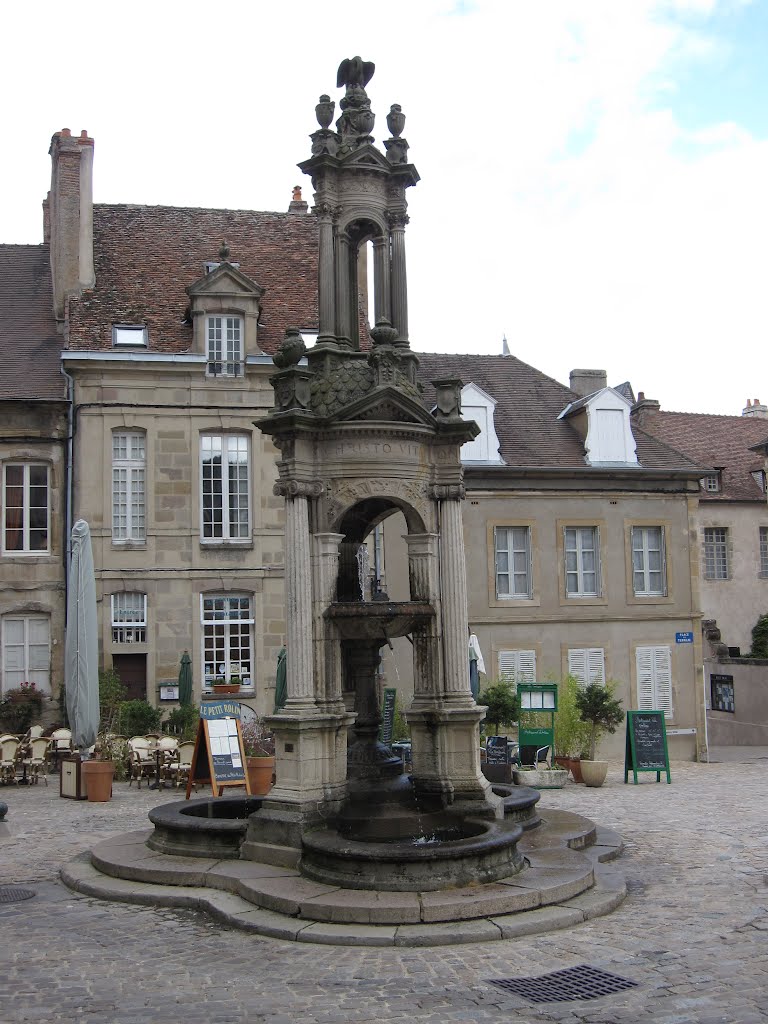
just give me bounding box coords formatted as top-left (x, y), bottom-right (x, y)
top-left (99, 668), bottom-right (127, 733)
top-left (478, 678), bottom-right (520, 735)
top-left (575, 682), bottom-right (624, 760)
top-left (554, 675), bottom-right (591, 757)
top-left (749, 613), bottom-right (768, 658)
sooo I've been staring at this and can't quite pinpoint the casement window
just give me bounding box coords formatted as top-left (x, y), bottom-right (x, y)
top-left (494, 527), bottom-right (532, 599)
top-left (2, 615), bottom-right (50, 695)
top-left (206, 315), bottom-right (243, 377)
top-left (200, 435), bottom-right (250, 542)
top-left (112, 432), bottom-right (146, 542)
top-left (111, 593), bottom-right (147, 644)
top-left (636, 645), bottom-right (673, 718)
top-left (703, 527), bottom-right (728, 580)
top-left (564, 526), bottom-right (600, 597)
top-left (567, 648), bottom-right (605, 688)
top-left (498, 649), bottom-right (536, 684)
top-left (701, 473), bottom-right (721, 493)
top-left (760, 527), bottom-right (768, 577)
top-left (2, 463), bottom-right (49, 554)
top-left (112, 325), bottom-right (147, 347)
top-left (201, 595), bottom-right (253, 690)
top-left (632, 526), bottom-right (666, 597)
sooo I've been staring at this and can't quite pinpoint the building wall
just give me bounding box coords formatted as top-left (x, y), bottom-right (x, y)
top-left (0, 401), bottom-right (68, 711)
top-left (697, 502), bottom-right (768, 654)
top-left (705, 655), bottom-right (768, 745)
top-left (69, 359), bottom-right (286, 717)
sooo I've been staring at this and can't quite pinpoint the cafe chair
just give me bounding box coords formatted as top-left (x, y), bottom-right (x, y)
top-left (0, 736), bottom-right (21, 784)
top-left (167, 741), bottom-right (196, 789)
top-left (25, 737), bottom-right (50, 785)
top-left (127, 736), bottom-right (155, 788)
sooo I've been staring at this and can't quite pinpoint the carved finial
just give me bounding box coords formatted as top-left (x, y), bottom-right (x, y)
top-left (386, 104), bottom-right (405, 138)
top-left (336, 56), bottom-right (375, 90)
top-left (315, 94), bottom-right (335, 130)
top-left (218, 241), bottom-right (230, 262)
top-left (273, 328), bottom-right (307, 369)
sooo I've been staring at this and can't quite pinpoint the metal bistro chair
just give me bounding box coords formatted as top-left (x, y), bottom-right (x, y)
top-left (49, 728), bottom-right (73, 771)
top-left (127, 737), bottom-right (156, 788)
top-left (0, 736), bottom-right (22, 784)
top-left (167, 741), bottom-right (196, 789)
top-left (155, 736), bottom-right (179, 787)
top-left (24, 737), bottom-right (51, 785)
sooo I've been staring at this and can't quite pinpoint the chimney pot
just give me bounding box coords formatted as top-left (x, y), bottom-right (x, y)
top-left (638, 391), bottom-right (645, 401)
top-left (61, 128), bottom-right (71, 137)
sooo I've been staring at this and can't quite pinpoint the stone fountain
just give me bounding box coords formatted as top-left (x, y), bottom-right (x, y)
top-left (65, 58), bottom-right (626, 943)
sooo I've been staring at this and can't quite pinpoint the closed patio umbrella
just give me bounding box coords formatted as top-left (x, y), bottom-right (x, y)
top-left (65, 520), bottom-right (99, 753)
top-left (178, 651), bottom-right (193, 706)
top-left (274, 646), bottom-right (287, 713)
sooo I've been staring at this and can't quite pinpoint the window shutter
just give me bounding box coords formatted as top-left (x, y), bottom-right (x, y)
top-left (653, 646), bottom-right (673, 718)
top-left (587, 648), bottom-right (605, 685)
top-left (498, 650), bottom-right (517, 680)
top-left (636, 647), bottom-right (655, 711)
top-left (567, 648), bottom-right (588, 686)
top-left (498, 649), bottom-right (536, 682)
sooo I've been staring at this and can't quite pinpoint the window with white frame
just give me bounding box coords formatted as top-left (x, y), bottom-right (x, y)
top-left (200, 435), bottom-right (250, 542)
top-left (111, 593), bottom-right (147, 643)
top-left (564, 526), bottom-right (600, 596)
top-left (636, 645), bottom-right (673, 718)
top-left (703, 527), bottom-right (728, 580)
top-left (2, 615), bottom-right (50, 695)
top-left (201, 595), bottom-right (253, 689)
top-left (494, 527), bottom-right (532, 599)
top-left (701, 473), bottom-right (721, 493)
top-left (567, 648), bottom-right (605, 688)
top-left (498, 649), bottom-right (536, 683)
top-left (112, 432), bottom-right (146, 542)
top-left (632, 526), bottom-right (666, 597)
top-left (206, 315), bottom-right (243, 376)
top-left (761, 527), bottom-right (768, 577)
top-left (2, 463), bottom-right (49, 554)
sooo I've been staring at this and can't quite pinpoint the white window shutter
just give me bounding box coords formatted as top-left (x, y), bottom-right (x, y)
top-left (588, 648), bottom-right (605, 685)
top-left (567, 649), bottom-right (588, 686)
top-left (498, 650), bottom-right (516, 680)
top-left (653, 646), bottom-right (673, 718)
top-left (517, 650), bottom-right (537, 683)
top-left (636, 647), bottom-right (655, 711)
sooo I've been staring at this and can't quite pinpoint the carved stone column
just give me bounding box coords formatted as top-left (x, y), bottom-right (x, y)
top-left (336, 233), bottom-right (353, 348)
top-left (372, 236), bottom-right (391, 326)
top-left (389, 214), bottom-right (409, 345)
top-left (433, 486), bottom-right (472, 702)
top-left (312, 532), bottom-right (345, 706)
top-left (316, 205), bottom-right (336, 344)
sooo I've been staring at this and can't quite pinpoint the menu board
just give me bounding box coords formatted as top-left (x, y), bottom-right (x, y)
top-left (624, 710), bottom-right (671, 785)
top-left (187, 699), bottom-right (250, 798)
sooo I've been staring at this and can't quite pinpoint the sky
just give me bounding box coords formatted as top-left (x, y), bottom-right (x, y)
top-left (2, 0), bottom-right (766, 415)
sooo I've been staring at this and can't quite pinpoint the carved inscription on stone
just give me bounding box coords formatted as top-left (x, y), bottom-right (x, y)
top-left (331, 439), bottom-right (422, 459)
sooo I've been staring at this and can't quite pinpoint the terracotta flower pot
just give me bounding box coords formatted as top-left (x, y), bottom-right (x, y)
top-left (246, 756), bottom-right (275, 796)
top-left (82, 760), bottom-right (115, 802)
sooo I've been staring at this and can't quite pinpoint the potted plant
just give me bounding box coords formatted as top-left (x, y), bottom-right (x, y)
top-left (241, 716), bottom-right (275, 795)
top-left (82, 735), bottom-right (117, 802)
top-left (512, 764), bottom-right (568, 789)
top-left (553, 675), bottom-right (591, 783)
top-left (574, 681), bottom-right (624, 787)
top-left (478, 678), bottom-right (520, 736)
top-left (213, 676), bottom-right (241, 695)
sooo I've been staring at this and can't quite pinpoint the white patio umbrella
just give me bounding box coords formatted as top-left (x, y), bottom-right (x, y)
top-left (65, 519), bottom-right (100, 753)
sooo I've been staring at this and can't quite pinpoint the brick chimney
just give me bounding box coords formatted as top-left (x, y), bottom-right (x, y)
top-left (742, 398), bottom-right (768, 419)
top-left (48, 128), bottom-right (95, 320)
top-left (569, 368), bottom-right (607, 398)
top-left (633, 390), bottom-right (661, 414)
top-left (288, 185), bottom-right (309, 214)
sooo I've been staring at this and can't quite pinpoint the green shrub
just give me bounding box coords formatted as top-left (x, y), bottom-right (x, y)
top-left (118, 699), bottom-right (163, 737)
top-left (575, 681), bottom-right (624, 760)
top-left (164, 703), bottom-right (200, 741)
top-left (0, 683), bottom-right (45, 733)
top-left (749, 613), bottom-right (768, 658)
top-left (478, 678), bottom-right (520, 735)
top-left (554, 675), bottom-right (592, 757)
top-left (99, 668), bottom-right (127, 733)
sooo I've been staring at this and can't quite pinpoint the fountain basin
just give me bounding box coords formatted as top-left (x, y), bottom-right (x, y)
top-left (147, 796), bottom-right (263, 859)
top-left (300, 817), bottom-right (525, 891)
top-left (325, 601), bottom-right (434, 639)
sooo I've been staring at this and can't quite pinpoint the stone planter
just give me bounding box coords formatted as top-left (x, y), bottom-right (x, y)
top-left (580, 760), bottom-right (609, 788)
top-left (82, 760), bottom-right (114, 802)
top-left (512, 767), bottom-right (568, 790)
top-left (246, 756), bottom-right (275, 796)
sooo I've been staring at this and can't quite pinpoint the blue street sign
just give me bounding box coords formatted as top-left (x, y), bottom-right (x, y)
top-left (675, 632), bottom-right (694, 644)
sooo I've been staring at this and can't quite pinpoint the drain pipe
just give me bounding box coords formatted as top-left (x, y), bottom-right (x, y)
top-left (60, 362), bottom-right (75, 602)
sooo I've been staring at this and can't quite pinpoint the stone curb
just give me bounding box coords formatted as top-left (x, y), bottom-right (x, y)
top-left (61, 853), bottom-right (626, 947)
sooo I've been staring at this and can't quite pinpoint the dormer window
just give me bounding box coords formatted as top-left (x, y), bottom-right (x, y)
top-left (459, 383), bottom-right (504, 464)
top-left (207, 316), bottom-right (243, 377)
top-left (559, 387), bottom-right (638, 466)
top-left (112, 325), bottom-right (148, 347)
top-left (701, 472), bottom-right (721, 493)
top-left (204, 261), bottom-right (240, 274)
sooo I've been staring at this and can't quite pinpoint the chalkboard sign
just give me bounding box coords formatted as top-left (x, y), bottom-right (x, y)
top-left (485, 736), bottom-right (510, 765)
top-left (624, 711), bottom-right (671, 784)
top-left (186, 699), bottom-right (251, 798)
top-left (380, 687), bottom-right (397, 745)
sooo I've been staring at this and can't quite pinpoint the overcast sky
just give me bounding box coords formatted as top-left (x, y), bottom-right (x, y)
top-left (3, 0), bottom-right (766, 415)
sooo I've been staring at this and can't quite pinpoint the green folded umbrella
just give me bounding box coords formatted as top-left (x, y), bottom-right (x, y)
top-left (274, 646), bottom-right (287, 713)
top-left (178, 651), bottom-right (193, 706)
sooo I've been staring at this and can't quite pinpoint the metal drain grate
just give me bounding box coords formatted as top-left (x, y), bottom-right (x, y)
top-left (488, 964), bottom-right (638, 1004)
top-left (0, 886), bottom-right (36, 904)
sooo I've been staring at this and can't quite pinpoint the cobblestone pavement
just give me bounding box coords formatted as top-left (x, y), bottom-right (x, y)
top-left (1, 756), bottom-right (768, 1024)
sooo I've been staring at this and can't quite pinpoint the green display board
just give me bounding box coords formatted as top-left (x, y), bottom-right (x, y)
top-left (517, 683), bottom-right (557, 765)
top-left (624, 710), bottom-right (671, 784)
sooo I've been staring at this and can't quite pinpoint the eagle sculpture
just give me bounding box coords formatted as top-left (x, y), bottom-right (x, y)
top-left (336, 56), bottom-right (375, 90)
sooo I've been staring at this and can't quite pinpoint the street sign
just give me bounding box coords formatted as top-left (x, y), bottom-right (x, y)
top-left (675, 632), bottom-right (694, 644)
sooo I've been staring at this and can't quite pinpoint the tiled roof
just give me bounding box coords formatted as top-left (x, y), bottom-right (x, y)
top-left (0, 244), bottom-right (65, 401)
top-left (633, 409), bottom-right (768, 502)
top-left (415, 352), bottom-right (704, 473)
top-left (66, 204), bottom-right (328, 355)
